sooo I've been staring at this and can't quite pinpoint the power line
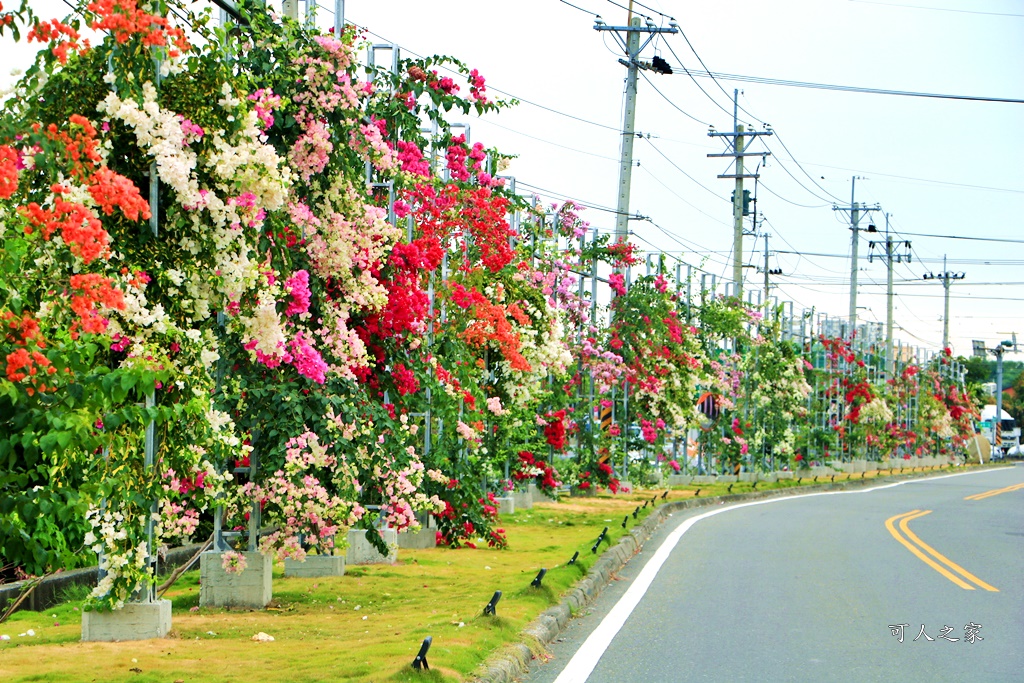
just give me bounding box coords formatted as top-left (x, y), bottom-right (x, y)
top-left (636, 165), bottom-right (730, 226)
top-left (891, 230), bottom-right (1024, 245)
top-left (474, 118), bottom-right (619, 162)
top-left (616, 0), bottom-right (672, 19)
top-left (639, 70), bottom-right (710, 126)
top-left (641, 138), bottom-right (729, 203)
top-left (670, 65), bottom-right (1024, 105)
top-left (602, 0), bottom-right (659, 22)
top-left (515, 180), bottom-right (636, 218)
top-left (661, 39), bottom-right (735, 121)
top-left (848, 0), bottom-right (1024, 18)
top-left (671, 26), bottom-right (763, 123)
top-left (765, 130), bottom-right (847, 203)
top-left (557, 0), bottom-right (602, 17)
top-left (759, 181), bottom-right (830, 209)
top-left (799, 162), bottom-right (1024, 194)
top-left (354, 25), bottom-right (622, 133)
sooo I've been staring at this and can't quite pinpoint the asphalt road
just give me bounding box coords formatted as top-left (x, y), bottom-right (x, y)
top-left (522, 465), bottom-right (1024, 683)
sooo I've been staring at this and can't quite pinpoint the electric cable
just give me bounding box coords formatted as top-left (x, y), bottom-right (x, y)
top-left (636, 165), bottom-right (730, 226)
top-left (641, 137), bottom-right (730, 202)
top-left (558, 0), bottom-right (603, 17)
top-left (473, 118), bottom-right (619, 162)
top-left (766, 131), bottom-right (847, 203)
top-left (848, 0), bottom-right (1024, 18)
top-left (639, 70), bottom-right (711, 126)
top-left (669, 65), bottom-right (1024, 105)
top-left (662, 40), bottom-right (735, 120)
top-left (353, 25), bottom-right (622, 133)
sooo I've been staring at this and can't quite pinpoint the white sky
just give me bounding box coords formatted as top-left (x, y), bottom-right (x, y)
top-left (4, 0), bottom-right (1023, 360)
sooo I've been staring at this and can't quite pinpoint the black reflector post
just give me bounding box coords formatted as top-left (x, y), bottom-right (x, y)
top-left (483, 590), bottom-right (502, 616)
top-left (411, 636), bottom-right (432, 670)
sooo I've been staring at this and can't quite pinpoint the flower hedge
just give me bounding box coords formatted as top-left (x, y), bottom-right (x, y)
top-left (0, 0), bottom-right (977, 611)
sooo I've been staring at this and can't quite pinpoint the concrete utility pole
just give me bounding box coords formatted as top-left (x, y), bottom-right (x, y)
top-left (708, 91), bottom-right (772, 298)
top-left (884, 218), bottom-right (892, 378)
top-left (760, 232), bottom-right (782, 304)
top-left (594, 8), bottom-right (677, 243)
top-left (923, 255), bottom-right (965, 350)
top-left (867, 214), bottom-right (908, 378)
top-left (833, 177), bottom-right (879, 336)
top-left (994, 342), bottom-right (1006, 451)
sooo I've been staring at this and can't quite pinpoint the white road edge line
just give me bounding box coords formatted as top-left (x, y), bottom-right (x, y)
top-left (551, 467), bottom-right (1003, 683)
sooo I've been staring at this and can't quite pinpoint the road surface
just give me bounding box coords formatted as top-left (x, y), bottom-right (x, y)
top-left (522, 465), bottom-right (1024, 683)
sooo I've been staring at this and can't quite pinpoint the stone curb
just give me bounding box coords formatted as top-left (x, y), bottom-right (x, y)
top-left (469, 466), bottom-right (976, 683)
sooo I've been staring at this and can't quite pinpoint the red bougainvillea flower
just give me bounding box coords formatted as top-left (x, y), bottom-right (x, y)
top-left (68, 273), bottom-right (125, 337)
top-left (0, 144), bottom-right (18, 199)
top-left (87, 0), bottom-right (191, 57)
top-left (88, 167), bottom-right (150, 221)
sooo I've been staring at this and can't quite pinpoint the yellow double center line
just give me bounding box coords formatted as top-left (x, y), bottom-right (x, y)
top-left (965, 482), bottom-right (1024, 501)
top-left (885, 510), bottom-right (998, 591)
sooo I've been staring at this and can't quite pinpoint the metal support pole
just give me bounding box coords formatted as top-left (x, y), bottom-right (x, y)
top-left (335, 0), bottom-right (344, 35)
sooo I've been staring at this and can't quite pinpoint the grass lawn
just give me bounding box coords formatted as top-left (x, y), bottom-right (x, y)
top-left (0, 467), bottom-right (958, 682)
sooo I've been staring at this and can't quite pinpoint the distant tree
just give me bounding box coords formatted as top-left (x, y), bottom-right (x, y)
top-left (962, 356), bottom-right (992, 385)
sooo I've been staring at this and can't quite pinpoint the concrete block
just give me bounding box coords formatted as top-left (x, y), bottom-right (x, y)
top-left (199, 551), bottom-right (272, 609)
top-left (81, 599), bottom-right (171, 642)
top-left (738, 472), bottom-right (758, 483)
top-left (775, 471), bottom-right (794, 480)
top-left (718, 475), bottom-right (738, 483)
top-left (512, 487), bottom-right (533, 510)
top-left (283, 555), bottom-right (345, 578)
top-left (346, 528), bottom-right (398, 565)
top-left (495, 496), bottom-right (515, 515)
top-left (397, 526), bottom-right (437, 550)
top-left (529, 482), bottom-right (558, 503)
top-left (666, 474), bottom-right (692, 486)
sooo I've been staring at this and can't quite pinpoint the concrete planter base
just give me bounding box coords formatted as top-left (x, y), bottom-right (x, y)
top-left (199, 551), bottom-right (272, 609)
top-left (665, 474), bottom-right (692, 486)
top-left (529, 482), bottom-right (558, 503)
top-left (346, 528), bottom-right (397, 565)
top-left (512, 488), bottom-right (533, 510)
top-left (495, 496), bottom-right (515, 515)
top-left (81, 599), bottom-right (171, 642)
top-left (398, 526), bottom-right (437, 550)
top-left (283, 555), bottom-right (345, 578)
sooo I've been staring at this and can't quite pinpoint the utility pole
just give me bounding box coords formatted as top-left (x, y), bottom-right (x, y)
top-left (867, 214), bottom-right (908, 378)
top-left (884, 216), bottom-right (892, 376)
top-left (923, 255), bottom-right (965, 351)
top-left (833, 177), bottom-right (879, 336)
top-left (708, 91), bottom-right (772, 298)
top-left (993, 342), bottom-right (1008, 454)
top-left (759, 232), bottom-right (782, 304)
top-left (594, 8), bottom-right (677, 244)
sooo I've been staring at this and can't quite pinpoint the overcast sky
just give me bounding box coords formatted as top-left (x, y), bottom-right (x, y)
top-left (5, 0), bottom-right (1023, 360)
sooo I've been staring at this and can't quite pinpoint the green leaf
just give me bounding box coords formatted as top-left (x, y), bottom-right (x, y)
top-left (39, 433), bottom-right (58, 454)
top-left (121, 372), bottom-right (138, 392)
